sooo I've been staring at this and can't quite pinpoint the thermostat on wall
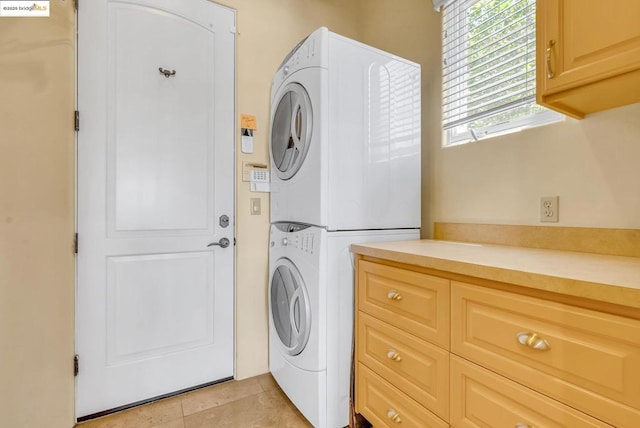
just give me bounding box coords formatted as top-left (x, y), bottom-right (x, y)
top-left (250, 169), bottom-right (270, 193)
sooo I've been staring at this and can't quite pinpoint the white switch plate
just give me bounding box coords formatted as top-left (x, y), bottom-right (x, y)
top-left (540, 196), bottom-right (559, 222)
top-left (250, 198), bottom-right (261, 215)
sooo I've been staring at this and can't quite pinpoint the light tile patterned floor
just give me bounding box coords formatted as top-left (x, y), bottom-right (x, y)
top-left (75, 374), bottom-right (312, 428)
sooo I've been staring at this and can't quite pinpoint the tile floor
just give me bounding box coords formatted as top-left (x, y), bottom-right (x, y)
top-left (75, 374), bottom-right (312, 428)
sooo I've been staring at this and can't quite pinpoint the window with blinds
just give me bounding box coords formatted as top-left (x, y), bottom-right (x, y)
top-left (442, 0), bottom-right (562, 145)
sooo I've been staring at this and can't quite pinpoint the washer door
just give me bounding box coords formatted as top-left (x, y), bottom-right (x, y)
top-left (270, 258), bottom-right (311, 356)
top-left (270, 82), bottom-right (313, 180)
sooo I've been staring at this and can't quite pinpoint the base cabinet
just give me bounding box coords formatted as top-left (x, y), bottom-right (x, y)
top-left (450, 355), bottom-right (612, 428)
top-left (452, 281), bottom-right (640, 427)
top-left (358, 312), bottom-right (449, 420)
top-left (355, 259), bottom-right (450, 427)
top-left (357, 364), bottom-right (448, 428)
top-left (354, 256), bottom-right (640, 427)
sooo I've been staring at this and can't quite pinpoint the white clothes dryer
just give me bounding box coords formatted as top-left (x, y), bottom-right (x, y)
top-left (268, 222), bottom-right (419, 427)
top-left (269, 27), bottom-right (422, 231)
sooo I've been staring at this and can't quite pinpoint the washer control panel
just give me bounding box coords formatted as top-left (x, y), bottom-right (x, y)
top-left (287, 232), bottom-right (315, 254)
top-left (272, 223), bottom-right (318, 254)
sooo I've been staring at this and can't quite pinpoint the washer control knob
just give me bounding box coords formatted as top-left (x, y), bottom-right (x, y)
top-left (283, 65), bottom-right (289, 76)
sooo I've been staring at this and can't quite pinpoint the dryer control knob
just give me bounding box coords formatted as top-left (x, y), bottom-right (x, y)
top-left (282, 237), bottom-right (288, 246)
top-left (283, 65), bottom-right (289, 76)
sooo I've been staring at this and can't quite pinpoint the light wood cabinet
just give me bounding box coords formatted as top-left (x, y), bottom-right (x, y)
top-left (357, 260), bottom-right (450, 350)
top-left (450, 355), bottom-right (612, 428)
top-left (452, 281), bottom-right (640, 427)
top-left (355, 259), bottom-right (449, 426)
top-left (536, 0), bottom-right (640, 118)
top-left (357, 364), bottom-right (448, 428)
top-left (353, 255), bottom-right (640, 428)
top-left (358, 312), bottom-right (449, 421)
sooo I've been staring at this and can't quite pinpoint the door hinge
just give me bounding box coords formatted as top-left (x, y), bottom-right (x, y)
top-left (74, 354), bottom-right (79, 376)
top-left (74, 0), bottom-right (78, 12)
top-left (74, 233), bottom-right (78, 254)
top-left (74, 110), bottom-right (80, 131)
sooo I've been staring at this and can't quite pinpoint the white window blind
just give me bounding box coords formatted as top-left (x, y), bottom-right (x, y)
top-left (442, 0), bottom-right (561, 145)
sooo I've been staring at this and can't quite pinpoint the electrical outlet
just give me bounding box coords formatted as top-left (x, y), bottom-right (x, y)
top-left (540, 196), bottom-right (559, 222)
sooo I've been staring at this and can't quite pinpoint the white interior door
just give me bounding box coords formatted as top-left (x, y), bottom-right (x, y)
top-left (77, 0), bottom-right (235, 418)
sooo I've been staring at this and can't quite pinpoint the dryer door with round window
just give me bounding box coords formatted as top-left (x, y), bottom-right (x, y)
top-left (270, 258), bottom-right (311, 355)
top-left (270, 83), bottom-right (313, 180)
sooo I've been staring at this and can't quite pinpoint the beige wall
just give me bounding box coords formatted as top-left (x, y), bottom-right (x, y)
top-left (411, 9), bottom-right (640, 234)
top-left (431, 103), bottom-right (640, 230)
top-left (0, 1), bottom-right (76, 427)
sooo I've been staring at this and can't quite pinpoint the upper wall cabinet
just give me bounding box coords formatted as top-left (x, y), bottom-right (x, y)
top-left (536, 0), bottom-right (640, 118)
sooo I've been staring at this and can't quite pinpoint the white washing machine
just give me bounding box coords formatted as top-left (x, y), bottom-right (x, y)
top-left (268, 223), bottom-right (420, 427)
top-left (269, 27), bottom-right (421, 231)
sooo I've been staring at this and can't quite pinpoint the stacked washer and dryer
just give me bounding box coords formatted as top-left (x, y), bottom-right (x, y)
top-left (268, 27), bottom-right (421, 427)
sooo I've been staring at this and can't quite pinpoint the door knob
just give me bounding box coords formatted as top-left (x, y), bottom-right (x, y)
top-left (208, 238), bottom-right (230, 248)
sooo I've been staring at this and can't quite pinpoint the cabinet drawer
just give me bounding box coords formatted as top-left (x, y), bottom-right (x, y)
top-left (356, 363), bottom-right (447, 428)
top-left (357, 260), bottom-right (449, 349)
top-left (452, 281), bottom-right (640, 427)
top-left (357, 311), bottom-right (449, 421)
top-left (450, 355), bottom-right (612, 428)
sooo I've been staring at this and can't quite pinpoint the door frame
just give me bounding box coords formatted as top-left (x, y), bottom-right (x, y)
top-left (73, 1), bottom-right (238, 419)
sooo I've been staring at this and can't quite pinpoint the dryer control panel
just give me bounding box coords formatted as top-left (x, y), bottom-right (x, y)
top-left (271, 27), bottom-right (329, 95)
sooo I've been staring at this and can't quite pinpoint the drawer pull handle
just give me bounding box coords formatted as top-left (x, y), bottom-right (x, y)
top-left (517, 332), bottom-right (551, 351)
top-left (386, 349), bottom-right (402, 362)
top-left (387, 290), bottom-right (403, 301)
top-left (515, 424), bottom-right (533, 428)
top-left (387, 408), bottom-right (402, 423)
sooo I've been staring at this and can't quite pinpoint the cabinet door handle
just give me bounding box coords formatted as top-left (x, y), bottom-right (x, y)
top-left (386, 349), bottom-right (402, 362)
top-left (517, 332), bottom-right (551, 351)
top-left (387, 290), bottom-right (403, 301)
top-left (546, 40), bottom-right (556, 79)
top-left (386, 408), bottom-right (402, 423)
top-left (515, 423), bottom-right (534, 428)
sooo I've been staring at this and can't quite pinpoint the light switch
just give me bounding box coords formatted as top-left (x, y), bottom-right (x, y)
top-left (250, 198), bottom-right (261, 215)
